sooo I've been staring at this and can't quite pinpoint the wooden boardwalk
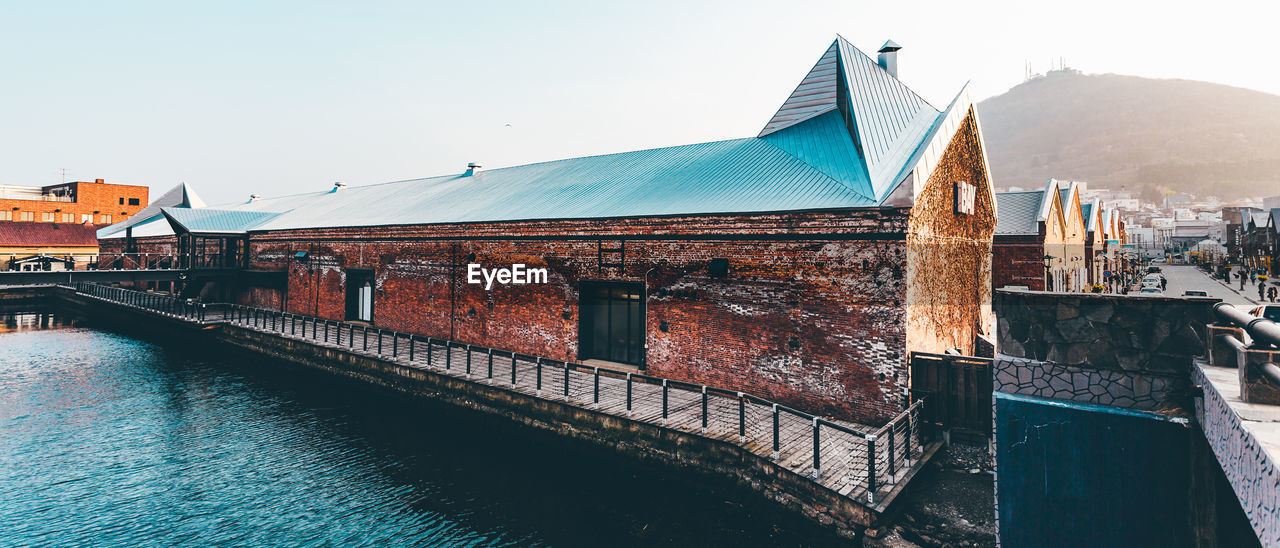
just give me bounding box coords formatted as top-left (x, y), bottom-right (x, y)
top-left (73, 283), bottom-right (935, 510)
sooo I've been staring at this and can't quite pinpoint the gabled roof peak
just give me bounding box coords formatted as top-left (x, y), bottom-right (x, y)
top-left (758, 36), bottom-right (944, 203)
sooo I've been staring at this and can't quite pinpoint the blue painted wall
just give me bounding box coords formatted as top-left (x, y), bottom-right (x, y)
top-left (995, 393), bottom-right (1193, 547)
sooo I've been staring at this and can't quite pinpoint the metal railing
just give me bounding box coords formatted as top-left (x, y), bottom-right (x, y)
top-left (94, 253), bottom-right (181, 271)
top-left (76, 282), bottom-right (217, 323)
top-left (73, 282), bottom-right (931, 505)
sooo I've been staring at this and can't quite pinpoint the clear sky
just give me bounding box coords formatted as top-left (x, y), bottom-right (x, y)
top-left (2, 0), bottom-right (1275, 205)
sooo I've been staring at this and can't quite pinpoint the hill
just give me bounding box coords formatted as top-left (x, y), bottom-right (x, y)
top-left (976, 69), bottom-right (1280, 201)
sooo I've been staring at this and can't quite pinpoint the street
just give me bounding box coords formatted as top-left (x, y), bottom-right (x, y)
top-left (1157, 264), bottom-right (1257, 308)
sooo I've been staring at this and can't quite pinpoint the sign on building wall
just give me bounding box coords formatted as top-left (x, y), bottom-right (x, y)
top-left (954, 180), bottom-right (976, 215)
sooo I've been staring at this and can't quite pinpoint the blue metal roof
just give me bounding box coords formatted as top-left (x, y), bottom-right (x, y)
top-left (760, 110), bottom-right (874, 201)
top-left (253, 138), bottom-right (878, 231)
top-left (161, 207), bottom-right (282, 234)
top-left (107, 36), bottom-right (967, 235)
top-left (97, 183), bottom-right (206, 239)
top-left (760, 36), bottom-right (942, 203)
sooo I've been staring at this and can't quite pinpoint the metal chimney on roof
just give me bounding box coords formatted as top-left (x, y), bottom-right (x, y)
top-left (248, 194), bottom-right (261, 202)
top-left (464, 162), bottom-right (482, 177)
top-left (877, 40), bottom-right (902, 78)
top-left (331, 182), bottom-right (346, 193)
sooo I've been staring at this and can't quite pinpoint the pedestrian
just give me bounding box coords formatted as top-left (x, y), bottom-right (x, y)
top-left (1271, 286), bottom-right (1278, 303)
top-left (1160, 277), bottom-right (1167, 291)
top-left (1241, 270), bottom-right (1247, 290)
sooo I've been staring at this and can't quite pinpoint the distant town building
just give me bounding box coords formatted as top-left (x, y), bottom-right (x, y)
top-left (1163, 192), bottom-right (1195, 208)
top-left (0, 179), bottom-right (148, 226)
top-left (1263, 195), bottom-right (1280, 210)
top-left (992, 179), bottom-right (1088, 291)
top-left (98, 37), bottom-right (1000, 425)
top-left (0, 221), bottom-right (99, 270)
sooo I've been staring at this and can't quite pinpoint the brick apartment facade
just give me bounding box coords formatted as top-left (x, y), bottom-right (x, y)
top-left (0, 179), bottom-right (148, 226)
top-left (99, 37), bottom-right (997, 425)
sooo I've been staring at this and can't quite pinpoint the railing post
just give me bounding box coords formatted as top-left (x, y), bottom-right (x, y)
top-left (888, 423), bottom-right (897, 481)
top-left (510, 353), bottom-right (517, 385)
top-left (905, 406), bottom-right (914, 467)
top-left (291, 315), bottom-right (297, 335)
top-left (363, 327), bottom-right (368, 351)
top-left (466, 345), bottom-right (472, 377)
top-left (562, 361), bottom-right (569, 399)
top-left (199, 303), bottom-right (205, 322)
top-left (701, 386), bottom-right (708, 433)
top-left (536, 357), bottom-right (543, 393)
top-left (812, 418), bottom-right (822, 479)
top-left (324, 320), bottom-right (329, 342)
top-left (487, 348), bottom-right (493, 379)
top-left (662, 379), bottom-right (669, 420)
top-left (409, 335), bottom-right (415, 361)
top-left (738, 392), bottom-right (745, 443)
top-left (626, 373), bottom-right (632, 416)
top-left (772, 404), bottom-right (780, 459)
top-left (427, 339), bottom-right (434, 366)
top-left (378, 329), bottom-right (383, 354)
top-left (593, 367), bottom-right (600, 403)
top-left (392, 333), bottom-right (398, 358)
top-left (866, 434), bottom-right (877, 504)
top-left (349, 324), bottom-right (354, 348)
top-left (446, 342), bottom-right (452, 370)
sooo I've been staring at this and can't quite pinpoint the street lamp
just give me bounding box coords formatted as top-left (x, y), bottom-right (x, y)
top-left (1043, 254), bottom-right (1054, 292)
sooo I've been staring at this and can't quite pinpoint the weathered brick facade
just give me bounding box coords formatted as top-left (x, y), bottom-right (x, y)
top-left (237, 212), bottom-right (912, 424)
top-left (992, 237), bottom-right (1046, 290)
top-left (905, 109), bottom-right (997, 356)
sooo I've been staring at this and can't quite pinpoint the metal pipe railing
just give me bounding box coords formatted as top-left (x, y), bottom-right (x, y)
top-left (73, 281), bottom-right (928, 504)
top-left (1214, 302), bottom-right (1280, 348)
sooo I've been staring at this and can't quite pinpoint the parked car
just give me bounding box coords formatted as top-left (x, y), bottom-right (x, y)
top-left (1183, 290), bottom-right (1209, 297)
top-left (1141, 276), bottom-right (1162, 289)
top-left (1138, 287), bottom-right (1164, 295)
top-left (1249, 305), bottom-right (1280, 322)
top-left (1147, 266), bottom-right (1162, 274)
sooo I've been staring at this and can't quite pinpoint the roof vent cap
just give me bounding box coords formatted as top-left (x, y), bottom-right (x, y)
top-left (248, 194), bottom-right (261, 202)
top-left (331, 182), bottom-right (346, 193)
top-left (877, 40), bottom-right (901, 78)
top-left (464, 162), bottom-right (482, 176)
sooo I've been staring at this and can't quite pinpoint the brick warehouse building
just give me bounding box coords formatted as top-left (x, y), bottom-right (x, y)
top-left (991, 179), bottom-right (1086, 292)
top-left (0, 179), bottom-right (148, 226)
top-left (98, 37), bottom-right (997, 425)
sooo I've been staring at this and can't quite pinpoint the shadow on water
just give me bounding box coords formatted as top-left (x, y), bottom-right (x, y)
top-left (0, 306), bottom-right (847, 547)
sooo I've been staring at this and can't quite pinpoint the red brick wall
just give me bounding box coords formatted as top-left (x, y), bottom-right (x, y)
top-left (242, 211), bottom-right (911, 424)
top-left (993, 236), bottom-right (1046, 290)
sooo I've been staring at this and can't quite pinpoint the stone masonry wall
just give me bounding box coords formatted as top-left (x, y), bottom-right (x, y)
top-left (994, 289), bottom-right (1217, 410)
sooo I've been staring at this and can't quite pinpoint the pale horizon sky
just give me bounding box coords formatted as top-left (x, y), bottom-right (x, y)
top-left (2, 0), bottom-right (1276, 205)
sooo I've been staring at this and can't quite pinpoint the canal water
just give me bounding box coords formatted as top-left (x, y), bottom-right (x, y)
top-left (0, 309), bottom-right (843, 546)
